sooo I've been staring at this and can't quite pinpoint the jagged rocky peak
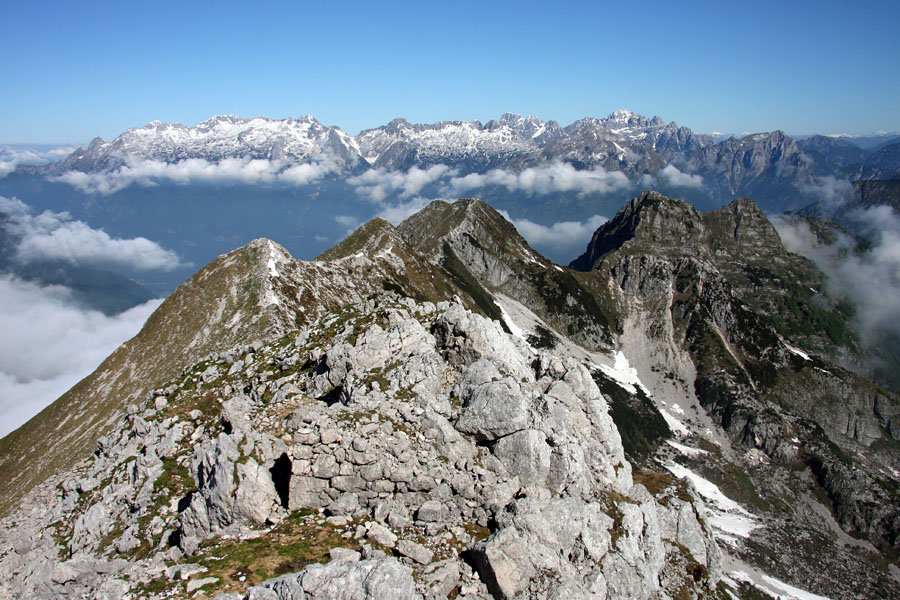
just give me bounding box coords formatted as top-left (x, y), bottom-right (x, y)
top-left (704, 197), bottom-right (785, 257)
top-left (0, 237), bottom-right (307, 517)
top-left (49, 114), bottom-right (366, 174)
top-left (398, 198), bottom-right (615, 351)
top-left (3, 193), bottom-right (900, 599)
top-left (0, 232), bottom-right (470, 519)
top-left (572, 191), bottom-right (793, 272)
top-left (398, 198), bottom-right (542, 267)
top-left (570, 191), bottom-right (705, 270)
top-left (317, 217), bottom-right (402, 260)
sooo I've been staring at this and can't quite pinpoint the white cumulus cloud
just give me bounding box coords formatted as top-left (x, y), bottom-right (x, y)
top-left (658, 164), bottom-right (704, 189)
top-left (334, 214), bottom-right (363, 234)
top-left (349, 165), bottom-right (457, 202)
top-left (0, 275), bottom-right (161, 439)
top-left (448, 161), bottom-right (631, 196)
top-left (0, 144), bottom-right (79, 178)
top-left (0, 196), bottom-right (186, 271)
top-left (799, 175), bottom-right (853, 212)
top-left (377, 197), bottom-right (438, 225)
top-left (499, 211), bottom-right (608, 251)
top-left (52, 156), bottom-right (340, 195)
top-left (772, 207), bottom-right (900, 343)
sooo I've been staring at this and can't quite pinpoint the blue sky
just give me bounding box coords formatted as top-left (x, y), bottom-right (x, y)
top-left (2, 0), bottom-right (898, 143)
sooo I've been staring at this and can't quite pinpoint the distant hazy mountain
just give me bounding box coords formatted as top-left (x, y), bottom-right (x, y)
top-left (6, 110), bottom-right (899, 292)
top-left (820, 131), bottom-right (900, 150)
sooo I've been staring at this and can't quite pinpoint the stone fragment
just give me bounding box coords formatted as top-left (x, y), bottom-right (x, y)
top-left (246, 557), bottom-right (421, 599)
top-left (288, 476), bottom-right (329, 509)
top-left (311, 454), bottom-right (339, 478)
top-left (396, 539), bottom-right (433, 564)
top-left (328, 547), bottom-right (361, 563)
top-left (187, 577), bottom-right (219, 593)
top-left (326, 493), bottom-right (359, 516)
top-left (470, 527), bottom-right (535, 600)
top-left (419, 559), bottom-right (461, 599)
top-left (416, 500), bottom-right (445, 523)
top-left (493, 429), bottom-right (551, 490)
top-left (51, 562), bottom-right (79, 584)
top-left (332, 475), bottom-right (366, 492)
top-left (234, 458), bottom-right (278, 523)
top-left (358, 462), bottom-right (383, 482)
top-left (455, 378), bottom-right (528, 442)
top-left (364, 521), bottom-right (398, 548)
top-left (320, 429), bottom-right (342, 445)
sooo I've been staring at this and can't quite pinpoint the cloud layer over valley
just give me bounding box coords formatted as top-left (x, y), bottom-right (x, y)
top-left (0, 197), bottom-right (186, 271)
top-left (448, 161), bottom-right (631, 196)
top-left (52, 157), bottom-right (341, 195)
top-left (0, 144), bottom-right (79, 177)
top-left (772, 204), bottom-right (900, 345)
top-left (0, 276), bottom-right (161, 438)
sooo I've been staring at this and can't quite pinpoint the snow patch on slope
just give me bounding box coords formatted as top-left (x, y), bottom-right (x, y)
top-left (727, 571), bottom-right (833, 600)
top-left (783, 341), bottom-right (810, 361)
top-left (667, 440), bottom-right (708, 457)
top-left (666, 462), bottom-right (759, 545)
top-left (595, 351), bottom-right (652, 396)
top-left (659, 407), bottom-right (690, 436)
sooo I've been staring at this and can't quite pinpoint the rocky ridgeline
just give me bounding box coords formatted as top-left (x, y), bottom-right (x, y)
top-left (0, 296), bottom-right (721, 599)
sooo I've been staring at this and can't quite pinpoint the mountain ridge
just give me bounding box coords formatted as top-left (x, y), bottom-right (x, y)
top-left (1, 192), bottom-right (899, 599)
top-left (20, 112), bottom-right (827, 208)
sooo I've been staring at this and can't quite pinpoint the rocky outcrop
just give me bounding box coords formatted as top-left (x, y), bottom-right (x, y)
top-left (4, 194), bottom-right (899, 600)
top-left (0, 295), bottom-right (720, 599)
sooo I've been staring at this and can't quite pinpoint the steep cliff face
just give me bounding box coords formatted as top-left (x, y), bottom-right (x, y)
top-left (574, 192), bottom-right (852, 357)
top-left (695, 131), bottom-right (816, 209)
top-left (571, 191), bottom-right (900, 597)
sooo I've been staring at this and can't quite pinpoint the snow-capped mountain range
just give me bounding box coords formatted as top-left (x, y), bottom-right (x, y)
top-left (29, 110), bottom-right (900, 213)
top-left (43, 110), bottom-right (720, 175)
top-left (54, 114), bottom-right (367, 173)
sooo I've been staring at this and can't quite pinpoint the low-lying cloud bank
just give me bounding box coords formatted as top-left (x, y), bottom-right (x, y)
top-left (344, 162), bottom-right (628, 243)
top-left (0, 144), bottom-right (79, 177)
top-left (49, 156), bottom-right (704, 204)
top-left (772, 205), bottom-right (900, 343)
top-left (657, 164), bottom-right (704, 189)
top-left (799, 175), bottom-right (854, 211)
top-left (349, 165), bottom-right (457, 202)
top-left (448, 161), bottom-right (631, 196)
top-left (0, 197), bottom-right (186, 271)
top-left (52, 156), bottom-right (341, 194)
top-left (0, 275), bottom-right (161, 439)
top-left (499, 211), bottom-right (608, 255)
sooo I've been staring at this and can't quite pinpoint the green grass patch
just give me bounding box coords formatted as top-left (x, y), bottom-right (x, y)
top-left (182, 511), bottom-right (358, 596)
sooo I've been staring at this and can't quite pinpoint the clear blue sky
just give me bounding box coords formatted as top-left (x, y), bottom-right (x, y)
top-left (2, 0), bottom-right (898, 144)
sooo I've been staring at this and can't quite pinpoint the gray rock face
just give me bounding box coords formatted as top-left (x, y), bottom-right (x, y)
top-left (492, 430), bottom-right (551, 489)
top-left (0, 295), bottom-right (721, 600)
top-left (240, 557), bottom-right (421, 600)
top-left (455, 379), bottom-right (529, 442)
